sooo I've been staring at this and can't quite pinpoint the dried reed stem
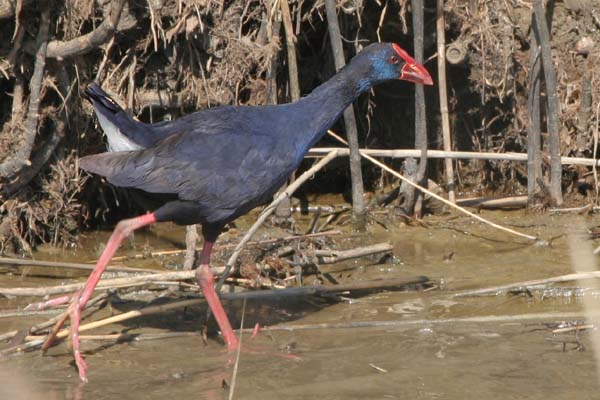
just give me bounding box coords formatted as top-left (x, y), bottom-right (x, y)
top-left (325, 0), bottom-right (366, 229)
top-left (527, 19), bottom-right (542, 206)
top-left (308, 147), bottom-right (600, 167)
top-left (279, 0), bottom-right (300, 101)
top-left (183, 225), bottom-right (198, 270)
top-left (411, 0), bottom-right (428, 217)
top-left (0, 257), bottom-right (156, 273)
top-left (228, 298), bottom-right (245, 400)
top-left (436, 0), bottom-right (455, 203)
top-left (532, 0), bottom-right (562, 205)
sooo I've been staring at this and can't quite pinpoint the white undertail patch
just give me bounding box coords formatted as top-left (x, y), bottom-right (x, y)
top-left (96, 112), bottom-right (144, 152)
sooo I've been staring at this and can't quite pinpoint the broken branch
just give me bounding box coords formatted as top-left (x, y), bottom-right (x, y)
top-left (0, 3), bottom-right (50, 179)
top-left (45, 0), bottom-right (125, 59)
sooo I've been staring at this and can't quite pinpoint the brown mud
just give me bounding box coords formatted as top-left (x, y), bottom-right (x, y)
top-left (1, 210), bottom-right (600, 399)
top-left (1, 0), bottom-right (599, 249)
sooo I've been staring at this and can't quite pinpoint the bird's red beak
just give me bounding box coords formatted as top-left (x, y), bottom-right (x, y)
top-left (393, 44), bottom-right (433, 86)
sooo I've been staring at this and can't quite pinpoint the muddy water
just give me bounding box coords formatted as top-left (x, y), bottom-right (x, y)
top-left (1, 210), bottom-right (600, 399)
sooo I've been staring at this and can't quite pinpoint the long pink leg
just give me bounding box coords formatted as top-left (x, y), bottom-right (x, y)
top-left (41, 213), bottom-right (157, 382)
top-left (195, 240), bottom-right (239, 351)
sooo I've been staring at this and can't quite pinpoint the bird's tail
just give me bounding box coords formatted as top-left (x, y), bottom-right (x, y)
top-left (85, 83), bottom-right (144, 152)
top-left (85, 83), bottom-right (124, 115)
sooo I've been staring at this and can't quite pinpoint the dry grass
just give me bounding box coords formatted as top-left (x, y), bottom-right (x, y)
top-left (0, 0), bottom-right (599, 250)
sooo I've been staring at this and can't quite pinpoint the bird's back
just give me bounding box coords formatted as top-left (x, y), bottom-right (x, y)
top-left (82, 47), bottom-right (377, 225)
top-left (81, 104), bottom-right (303, 224)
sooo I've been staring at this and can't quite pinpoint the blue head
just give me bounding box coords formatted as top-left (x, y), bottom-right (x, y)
top-left (349, 43), bottom-right (433, 91)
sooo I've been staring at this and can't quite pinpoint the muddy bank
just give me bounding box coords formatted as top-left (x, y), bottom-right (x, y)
top-left (1, 212), bottom-right (600, 398)
top-left (0, 0), bottom-right (599, 249)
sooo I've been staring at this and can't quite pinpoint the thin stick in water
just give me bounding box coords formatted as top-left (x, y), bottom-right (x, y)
top-left (453, 271), bottom-right (600, 297)
top-left (228, 298), bottom-right (246, 400)
top-left (0, 257), bottom-right (156, 273)
top-left (259, 311), bottom-right (598, 332)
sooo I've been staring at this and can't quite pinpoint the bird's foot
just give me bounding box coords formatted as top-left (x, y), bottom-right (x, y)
top-left (34, 214), bottom-right (157, 383)
top-left (39, 291), bottom-right (90, 382)
top-left (74, 350), bottom-right (88, 383)
top-left (69, 299), bottom-right (88, 382)
top-left (40, 293), bottom-right (79, 352)
top-left (25, 294), bottom-right (72, 311)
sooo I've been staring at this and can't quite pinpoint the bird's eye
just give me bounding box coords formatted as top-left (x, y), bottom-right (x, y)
top-left (389, 55), bottom-right (399, 64)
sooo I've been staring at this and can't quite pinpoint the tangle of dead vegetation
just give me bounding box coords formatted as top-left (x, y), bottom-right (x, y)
top-left (0, 0), bottom-right (279, 252)
top-left (445, 0), bottom-right (600, 197)
top-left (0, 0), bottom-right (598, 251)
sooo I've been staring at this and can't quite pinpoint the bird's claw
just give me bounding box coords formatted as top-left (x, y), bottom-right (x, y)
top-left (39, 291), bottom-right (89, 382)
top-left (74, 350), bottom-right (88, 383)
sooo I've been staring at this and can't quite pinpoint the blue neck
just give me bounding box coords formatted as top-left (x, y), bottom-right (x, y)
top-left (287, 64), bottom-right (372, 163)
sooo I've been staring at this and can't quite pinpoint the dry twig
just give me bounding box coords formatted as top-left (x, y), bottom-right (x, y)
top-left (436, 0), bottom-right (456, 203)
top-left (45, 0), bottom-right (125, 59)
top-left (308, 148), bottom-right (600, 167)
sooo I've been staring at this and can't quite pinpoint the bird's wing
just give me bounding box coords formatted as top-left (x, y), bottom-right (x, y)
top-left (80, 131), bottom-right (294, 211)
top-left (146, 105), bottom-right (255, 144)
top-left (87, 84), bottom-right (247, 150)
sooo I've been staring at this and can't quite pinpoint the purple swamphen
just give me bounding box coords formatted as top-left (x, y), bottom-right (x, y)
top-left (38, 42), bottom-right (432, 381)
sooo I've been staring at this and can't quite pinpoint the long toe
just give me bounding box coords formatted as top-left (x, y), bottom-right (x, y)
top-left (74, 350), bottom-right (88, 383)
top-left (25, 294), bottom-right (72, 311)
top-left (69, 295), bottom-right (88, 381)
